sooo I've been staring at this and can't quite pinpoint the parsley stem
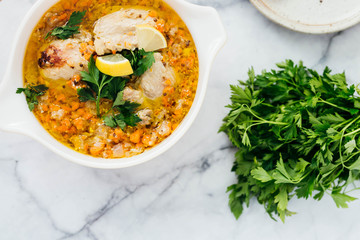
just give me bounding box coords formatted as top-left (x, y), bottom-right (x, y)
top-left (333, 118), bottom-right (352, 130)
top-left (244, 106), bottom-right (287, 125)
top-left (343, 150), bottom-right (360, 167)
top-left (344, 127), bottom-right (360, 137)
top-left (319, 99), bottom-right (352, 113)
top-left (96, 95), bottom-right (101, 117)
top-left (339, 115), bottom-right (360, 167)
top-left (345, 186), bottom-right (360, 194)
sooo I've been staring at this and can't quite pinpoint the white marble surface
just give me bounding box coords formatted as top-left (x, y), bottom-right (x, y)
top-left (2, 0), bottom-right (360, 239)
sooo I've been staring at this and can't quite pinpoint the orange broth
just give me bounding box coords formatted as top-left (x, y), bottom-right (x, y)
top-left (23, 0), bottom-right (198, 158)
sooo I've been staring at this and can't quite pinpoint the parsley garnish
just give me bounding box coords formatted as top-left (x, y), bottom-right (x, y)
top-left (121, 49), bottom-right (155, 76)
top-left (220, 60), bottom-right (360, 222)
top-left (78, 56), bottom-right (141, 129)
top-left (45, 11), bottom-right (86, 40)
top-left (103, 92), bottom-right (142, 129)
top-left (16, 84), bottom-right (48, 111)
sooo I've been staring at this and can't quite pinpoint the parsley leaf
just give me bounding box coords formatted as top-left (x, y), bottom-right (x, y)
top-left (67, 10), bottom-right (86, 26)
top-left (221, 60), bottom-right (360, 222)
top-left (77, 88), bottom-right (95, 102)
top-left (45, 11), bottom-right (86, 40)
top-left (79, 56), bottom-right (116, 116)
top-left (104, 109), bottom-right (142, 130)
top-left (103, 95), bottom-right (142, 130)
top-left (16, 84), bottom-right (48, 111)
top-left (78, 56), bottom-right (141, 129)
top-left (121, 49), bottom-right (155, 76)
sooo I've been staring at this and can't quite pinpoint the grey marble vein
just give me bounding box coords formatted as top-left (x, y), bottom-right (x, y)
top-left (59, 186), bottom-right (138, 239)
top-left (317, 31), bottom-right (343, 65)
top-left (58, 144), bottom-right (233, 239)
top-left (13, 160), bottom-right (71, 237)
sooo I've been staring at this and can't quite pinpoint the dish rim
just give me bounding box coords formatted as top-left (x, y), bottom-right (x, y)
top-left (250, 0), bottom-right (360, 34)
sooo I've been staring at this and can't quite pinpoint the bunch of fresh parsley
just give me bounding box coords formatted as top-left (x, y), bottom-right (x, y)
top-left (78, 56), bottom-right (141, 129)
top-left (220, 60), bottom-right (360, 222)
top-left (46, 11), bottom-right (86, 40)
top-left (16, 85), bottom-right (48, 111)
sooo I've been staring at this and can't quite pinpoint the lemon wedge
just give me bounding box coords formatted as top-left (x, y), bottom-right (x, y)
top-left (136, 24), bottom-right (167, 52)
top-left (95, 54), bottom-right (133, 77)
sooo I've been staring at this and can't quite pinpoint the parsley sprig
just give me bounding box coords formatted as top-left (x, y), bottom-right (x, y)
top-left (103, 92), bottom-right (141, 129)
top-left (16, 85), bottom-right (48, 111)
top-left (45, 11), bottom-right (86, 40)
top-left (78, 56), bottom-right (141, 129)
top-left (220, 60), bottom-right (360, 222)
top-left (121, 49), bottom-right (155, 76)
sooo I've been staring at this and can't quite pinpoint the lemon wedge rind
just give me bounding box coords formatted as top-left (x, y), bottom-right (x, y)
top-left (95, 54), bottom-right (133, 77)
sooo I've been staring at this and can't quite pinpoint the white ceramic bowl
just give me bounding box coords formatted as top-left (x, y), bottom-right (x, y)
top-left (0, 0), bottom-right (226, 168)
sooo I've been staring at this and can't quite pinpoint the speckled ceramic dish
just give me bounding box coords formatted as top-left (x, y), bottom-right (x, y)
top-left (250, 0), bottom-right (360, 34)
top-left (0, 0), bottom-right (226, 169)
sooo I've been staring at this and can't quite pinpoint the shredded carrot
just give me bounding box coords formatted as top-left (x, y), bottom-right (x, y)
top-left (142, 135), bottom-right (154, 146)
top-left (84, 52), bottom-right (92, 60)
top-left (62, 1), bottom-right (71, 9)
top-left (49, 104), bottom-right (61, 111)
top-left (62, 105), bottom-right (72, 112)
top-left (90, 142), bottom-right (106, 155)
top-left (163, 86), bottom-right (174, 95)
top-left (73, 118), bottom-right (85, 130)
top-left (40, 104), bottom-right (48, 111)
top-left (130, 130), bottom-right (143, 144)
top-left (147, 10), bottom-right (158, 18)
top-left (58, 13), bottom-right (68, 21)
top-left (73, 74), bottom-right (81, 82)
top-left (77, 108), bottom-right (85, 116)
top-left (80, 43), bottom-right (87, 52)
top-left (83, 112), bottom-right (93, 120)
top-left (173, 109), bottom-right (182, 116)
top-left (115, 128), bottom-right (123, 137)
top-left (56, 94), bottom-right (66, 102)
top-left (164, 79), bottom-right (172, 86)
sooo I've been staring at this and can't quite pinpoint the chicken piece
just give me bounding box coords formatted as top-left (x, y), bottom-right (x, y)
top-left (143, 132), bottom-right (158, 146)
top-left (43, 11), bottom-right (68, 34)
top-left (123, 87), bottom-right (144, 104)
top-left (70, 135), bottom-right (86, 151)
top-left (93, 9), bottom-right (157, 55)
top-left (137, 108), bottom-right (153, 126)
top-left (85, 101), bottom-right (97, 116)
top-left (38, 31), bottom-right (94, 80)
top-left (140, 53), bottom-right (175, 99)
top-left (112, 144), bottom-right (124, 158)
top-left (169, 26), bottom-right (178, 37)
top-left (51, 109), bottom-right (65, 120)
top-left (156, 121), bottom-right (172, 137)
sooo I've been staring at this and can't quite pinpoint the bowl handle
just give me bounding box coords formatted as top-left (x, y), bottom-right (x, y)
top-left (0, 72), bottom-right (32, 133)
top-left (199, 7), bottom-right (227, 57)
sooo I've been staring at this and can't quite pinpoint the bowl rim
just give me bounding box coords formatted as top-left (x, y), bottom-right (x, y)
top-left (0, 0), bottom-right (227, 169)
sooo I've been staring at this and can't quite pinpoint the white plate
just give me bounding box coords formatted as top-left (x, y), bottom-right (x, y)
top-left (250, 0), bottom-right (360, 34)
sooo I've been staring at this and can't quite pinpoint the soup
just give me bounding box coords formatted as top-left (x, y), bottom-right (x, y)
top-left (22, 0), bottom-right (198, 158)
